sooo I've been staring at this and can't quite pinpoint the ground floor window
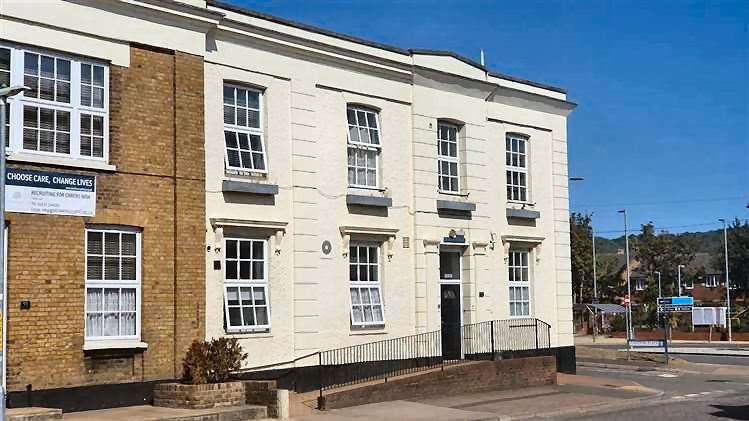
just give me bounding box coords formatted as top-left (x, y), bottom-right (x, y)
top-left (224, 238), bottom-right (270, 330)
top-left (349, 243), bottom-right (384, 326)
top-left (85, 228), bottom-right (141, 340)
top-left (508, 250), bottom-right (530, 317)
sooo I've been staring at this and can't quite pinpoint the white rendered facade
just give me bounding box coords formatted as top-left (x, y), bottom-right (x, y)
top-left (202, 0), bottom-right (576, 370)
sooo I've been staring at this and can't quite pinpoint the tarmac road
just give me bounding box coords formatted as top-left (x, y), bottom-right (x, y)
top-left (564, 365), bottom-right (749, 420)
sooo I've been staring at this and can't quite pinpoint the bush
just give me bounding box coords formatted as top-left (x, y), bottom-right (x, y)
top-left (182, 337), bottom-right (248, 384)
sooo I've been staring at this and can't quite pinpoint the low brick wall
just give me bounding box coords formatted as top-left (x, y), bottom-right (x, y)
top-left (321, 356), bottom-right (556, 410)
top-left (244, 380), bottom-right (279, 418)
top-left (610, 330), bottom-right (749, 342)
top-left (153, 381), bottom-right (245, 409)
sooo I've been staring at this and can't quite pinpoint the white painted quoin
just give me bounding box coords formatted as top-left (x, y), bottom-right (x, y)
top-left (202, 1), bottom-right (576, 369)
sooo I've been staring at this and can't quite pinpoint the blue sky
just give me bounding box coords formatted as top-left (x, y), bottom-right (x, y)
top-left (225, 0), bottom-right (748, 237)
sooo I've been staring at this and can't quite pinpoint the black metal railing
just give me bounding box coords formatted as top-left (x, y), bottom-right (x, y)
top-left (318, 317), bottom-right (551, 394)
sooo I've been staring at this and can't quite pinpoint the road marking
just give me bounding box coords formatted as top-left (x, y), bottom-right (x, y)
top-left (658, 374), bottom-right (679, 378)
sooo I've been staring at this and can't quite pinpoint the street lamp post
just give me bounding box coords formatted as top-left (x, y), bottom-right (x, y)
top-left (655, 271), bottom-right (662, 299)
top-left (618, 209), bottom-right (633, 351)
top-left (719, 218), bottom-right (732, 343)
top-left (677, 264), bottom-right (685, 296)
top-left (0, 85), bottom-right (29, 421)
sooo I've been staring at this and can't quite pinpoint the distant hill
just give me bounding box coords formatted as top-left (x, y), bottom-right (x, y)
top-left (595, 229), bottom-right (724, 255)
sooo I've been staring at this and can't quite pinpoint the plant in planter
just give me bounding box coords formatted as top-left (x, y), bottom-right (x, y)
top-left (154, 338), bottom-right (249, 409)
top-left (183, 337), bottom-right (247, 384)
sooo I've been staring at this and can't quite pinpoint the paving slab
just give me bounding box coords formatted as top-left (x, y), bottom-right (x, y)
top-left (290, 400), bottom-right (497, 421)
top-left (63, 404), bottom-right (269, 421)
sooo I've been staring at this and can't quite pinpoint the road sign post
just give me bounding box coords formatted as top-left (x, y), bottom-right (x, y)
top-left (657, 296), bottom-right (693, 366)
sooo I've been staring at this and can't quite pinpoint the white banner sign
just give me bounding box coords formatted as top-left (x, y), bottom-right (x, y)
top-left (6, 168), bottom-right (96, 217)
top-left (692, 307), bottom-right (726, 327)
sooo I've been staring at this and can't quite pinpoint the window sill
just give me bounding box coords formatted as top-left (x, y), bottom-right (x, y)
top-left (225, 168), bottom-right (268, 179)
top-left (224, 331), bottom-right (273, 339)
top-left (225, 327), bottom-right (271, 336)
top-left (350, 327), bottom-right (387, 336)
top-left (348, 186), bottom-right (387, 193)
top-left (8, 152), bottom-right (116, 172)
top-left (83, 340), bottom-right (148, 351)
top-left (507, 200), bottom-right (535, 208)
top-left (438, 190), bottom-right (470, 198)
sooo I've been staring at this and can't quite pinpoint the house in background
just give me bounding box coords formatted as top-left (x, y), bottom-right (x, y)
top-left (685, 253), bottom-right (746, 306)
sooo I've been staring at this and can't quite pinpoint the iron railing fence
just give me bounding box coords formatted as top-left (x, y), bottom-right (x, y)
top-left (318, 318), bottom-right (551, 393)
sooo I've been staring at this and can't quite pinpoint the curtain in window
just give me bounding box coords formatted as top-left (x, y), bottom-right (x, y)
top-left (86, 288), bottom-right (102, 337)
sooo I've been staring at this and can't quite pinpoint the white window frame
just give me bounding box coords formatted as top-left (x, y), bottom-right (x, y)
top-left (508, 250), bottom-right (531, 317)
top-left (222, 83), bottom-right (268, 174)
top-left (685, 278), bottom-right (694, 290)
top-left (506, 133), bottom-right (529, 203)
top-left (346, 105), bottom-right (381, 189)
top-left (635, 278), bottom-right (646, 291)
top-left (84, 228), bottom-right (141, 342)
top-left (349, 242), bottom-right (385, 327)
top-left (2, 43), bottom-right (109, 163)
top-left (223, 238), bottom-right (271, 332)
top-left (705, 274), bottom-right (719, 288)
top-left (437, 121), bottom-right (460, 193)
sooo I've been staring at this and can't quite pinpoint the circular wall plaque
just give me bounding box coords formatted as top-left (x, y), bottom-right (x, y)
top-left (321, 240), bottom-right (332, 255)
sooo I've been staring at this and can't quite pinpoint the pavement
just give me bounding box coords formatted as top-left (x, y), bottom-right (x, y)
top-left (292, 343), bottom-right (749, 421)
top-left (62, 404), bottom-right (270, 420)
top-left (290, 373), bottom-right (659, 421)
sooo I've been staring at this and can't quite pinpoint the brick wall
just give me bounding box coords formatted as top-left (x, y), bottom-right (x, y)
top-left (153, 382), bottom-right (245, 409)
top-left (321, 356), bottom-right (557, 410)
top-left (6, 45), bottom-right (205, 392)
top-left (244, 380), bottom-right (279, 418)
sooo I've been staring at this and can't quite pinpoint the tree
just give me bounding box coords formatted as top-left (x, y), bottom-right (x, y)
top-left (570, 213), bottom-right (593, 303)
top-left (634, 223), bottom-right (696, 328)
top-left (712, 218), bottom-right (749, 294)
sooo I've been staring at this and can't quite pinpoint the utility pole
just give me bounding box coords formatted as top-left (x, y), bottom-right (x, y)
top-left (655, 271), bottom-right (662, 299)
top-left (719, 218), bottom-right (732, 343)
top-left (677, 265), bottom-right (685, 296)
top-left (618, 209), bottom-right (633, 352)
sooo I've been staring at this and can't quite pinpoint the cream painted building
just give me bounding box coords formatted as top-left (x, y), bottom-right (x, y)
top-left (202, 0), bottom-right (576, 371)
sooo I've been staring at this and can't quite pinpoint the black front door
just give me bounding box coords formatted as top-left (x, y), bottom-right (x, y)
top-left (440, 283), bottom-right (461, 360)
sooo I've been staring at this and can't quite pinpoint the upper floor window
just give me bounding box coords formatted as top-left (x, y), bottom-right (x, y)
top-left (508, 250), bottom-right (531, 317)
top-left (223, 84), bottom-right (266, 172)
top-left (85, 228), bottom-right (141, 341)
top-left (223, 238), bottom-right (270, 331)
top-left (437, 122), bottom-right (459, 193)
top-left (506, 134), bottom-right (528, 202)
top-left (705, 274), bottom-right (719, 288)
top-left (684, 278), bottom-right (694, 289)
top-left (347, 106), bottom-right (380, 188)
top-left (635, 278), bottom-right (646, 291)
top-left (1, 44), bottom-right (109, 160)
top-left (349, 243), bottom-right (385, 326)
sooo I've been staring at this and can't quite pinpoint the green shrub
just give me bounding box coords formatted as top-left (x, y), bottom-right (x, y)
top-left (182, 337), bottom-right (248, 384)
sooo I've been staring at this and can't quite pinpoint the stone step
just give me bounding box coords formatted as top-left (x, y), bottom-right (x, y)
top-left (8, 407), bottom-right (63, 421)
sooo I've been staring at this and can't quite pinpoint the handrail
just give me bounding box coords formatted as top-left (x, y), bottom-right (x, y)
top-left (234, 350), bottom-right (320, 373)
top-left (231, 317), bottom-right (552, 398)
